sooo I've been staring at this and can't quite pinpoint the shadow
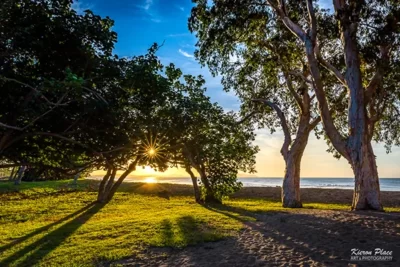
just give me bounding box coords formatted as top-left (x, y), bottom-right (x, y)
top-left (244, 210), bottom-right (400, 265)
top-left (0, 203), bottom-right (95, 254)
top-left (0, 202), bottom-right (104, 267)
top-left (159, 219), bottom-right (174, 246)
top-left (175, 205), bottom-right (400, 266)
top-left (110, 181), bottom-right (194, 197)
top-left (202, 202), bottom-right (285, 223)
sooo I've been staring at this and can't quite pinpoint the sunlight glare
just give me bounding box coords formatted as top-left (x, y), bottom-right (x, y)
top-left (148, 148), bottom-right (156, 156)
top-left (144, 177), bottom-right (157, 183)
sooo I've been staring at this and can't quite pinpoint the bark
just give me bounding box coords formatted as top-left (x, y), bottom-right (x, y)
top-left (351, 139), bottom-right (382, 210)
top-left (72, 172), bottom-right (81, 185)
top-left (183, 148), bottom-right (220, 204)
top-left (8, 166), bottom-right (16, 181)
top-left (104, 168), bottom-right (117, 197)
top-left (97, 162), bottom-right (137, 203)
top-left (270, 1), bottom-right (383, 210)
top-left (334, 2), bottom-right (382, 210)
top-left (97, 168), bottom-right (112, 202)
top-left (198, 167), bottom-right (221, 204)
top-left (281, 112), bottom-right (311, 208)
top-left (282, 153), bottom-right (303, 208)
top-left (185, 166), bottom-right (202, 203)
top-left (105, 166), bottom-right (135, 202)
top-left (14, 166), bottom-right (26, 185)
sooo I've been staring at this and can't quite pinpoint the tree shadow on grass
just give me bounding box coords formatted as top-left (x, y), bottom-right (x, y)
top-left (202, 202), bottom-right (286, 223)
top-left (157, 216), bottom-right (220, 248)
top-left (0, 203), bottom-right (95, 254)
top-left (0, 202), bottom-right (104, 267)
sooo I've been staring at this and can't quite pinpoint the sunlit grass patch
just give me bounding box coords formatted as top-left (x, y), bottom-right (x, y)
top-left (0, 180), bottom-right (399, 266)
top-left (0, 183), bottom-right (242, 267)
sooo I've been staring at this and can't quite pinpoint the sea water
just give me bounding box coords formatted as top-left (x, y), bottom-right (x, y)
top-left (112, 177), bottom-right (400, 192)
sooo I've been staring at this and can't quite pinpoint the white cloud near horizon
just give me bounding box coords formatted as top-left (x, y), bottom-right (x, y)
top-left (178, 49), bottom-right (194, 58)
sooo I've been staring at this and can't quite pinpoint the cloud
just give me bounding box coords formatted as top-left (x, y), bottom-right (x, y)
top-left (178, 49), bottom-right (194, 58)
top-left (151, 18), bottom-right (161, 23)
top-left (178, 6), bottom-right (184, 11)
top-left (143, 0), bottom-right (153, 10)
top-left (71, 1), bottom-right (93, 15)
top-left (167, 33), bottom-right (191, 37)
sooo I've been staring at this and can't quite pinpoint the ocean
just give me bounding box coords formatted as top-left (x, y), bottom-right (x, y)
top-left (97, 176), bottom-right (400, 192)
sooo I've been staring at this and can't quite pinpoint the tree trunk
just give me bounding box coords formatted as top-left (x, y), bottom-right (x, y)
top-left (72, 172), bottom-right (81, 185)
top-left (104, 167), bottom-right (133, 202)
top-left (97, 163), bottom-right (136, 203)
top-left (8, 166), bottom-right (16, 181)
top-left (14, 166), bottom-right (26, 185)
top-left (198, 169), bottom-right (221, 204)
top-left (281, 114), bottom-right (310, 208)
top-left (282, 153), bottom-right (303, 208)
top-left (185, 166), bottom-right (202, 203)
top-left (351, 141), bottom-right (382, 210)
top-left (97, 169), bottom-right (112, 202)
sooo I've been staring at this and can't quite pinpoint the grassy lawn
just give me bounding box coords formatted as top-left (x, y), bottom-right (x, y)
top-left (0, 180), bottom-right (399, 266)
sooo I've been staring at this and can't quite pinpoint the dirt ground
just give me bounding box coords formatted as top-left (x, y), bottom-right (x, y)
top-left (119, 209), bottom-right (400, 267)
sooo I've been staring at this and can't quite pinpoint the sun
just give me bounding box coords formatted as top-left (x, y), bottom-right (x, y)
top-left (144, 177), bottom-right (157, 183)
top-left (148, 148), bottom-right (156, 156)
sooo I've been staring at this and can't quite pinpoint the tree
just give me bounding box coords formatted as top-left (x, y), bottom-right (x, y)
top-left (90, 47), bottom-right (183, 203)
top-left (189, 0), bottom-right (323, 207)
top-left (0, 0), bottom-right (117, 168)
top-left (266, 0), bottom-right (400, 210)
top-left (169, 75), bottom-right (259, 203)
top-left (190, 0), bottom-right (400, 210)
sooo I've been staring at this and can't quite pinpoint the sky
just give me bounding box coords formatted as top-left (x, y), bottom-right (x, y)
top-left (75, 0), bottom-right (400, 178)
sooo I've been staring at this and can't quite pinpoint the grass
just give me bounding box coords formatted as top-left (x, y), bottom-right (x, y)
top-left (0, 180), bottom-right (399, 266)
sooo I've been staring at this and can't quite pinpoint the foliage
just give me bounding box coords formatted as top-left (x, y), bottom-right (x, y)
top-left (168, 75), bottom-right (259, 202)
top-left (189, 0), bottom-right (400, 156)
top-left (0, 0), bottom-right (117, 174)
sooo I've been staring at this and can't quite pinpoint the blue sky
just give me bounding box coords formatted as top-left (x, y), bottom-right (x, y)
top-left (73, 0), bottom-right (240, 111)
top-left (75, 0), bottom-right (400, 178)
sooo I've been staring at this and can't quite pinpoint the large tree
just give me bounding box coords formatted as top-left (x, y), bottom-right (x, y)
top-left (189, 1), bottom-right (324, 207)
top-left (0, 0), bottom-right (117, 167)
top-left (190, 0), bottom-right (400, 210)
top-left (169, 75), bottom-right (259, 203)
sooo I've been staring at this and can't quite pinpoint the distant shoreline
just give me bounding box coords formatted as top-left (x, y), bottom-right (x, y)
top-left (93, 181), bottom-right (400, 207)
top-left (88, 176), bottom-right (400, 192)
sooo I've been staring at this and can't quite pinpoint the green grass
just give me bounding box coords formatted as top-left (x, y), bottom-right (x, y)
top-left (0, 180), bottom-right (399, 266)
top-left (0, 181), bottom-right (243, 266)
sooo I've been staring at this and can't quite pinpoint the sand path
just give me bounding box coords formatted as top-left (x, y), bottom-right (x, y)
top-left (119, 210), bottom-right (400, 267)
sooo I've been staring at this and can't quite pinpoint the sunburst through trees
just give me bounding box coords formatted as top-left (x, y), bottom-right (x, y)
top-left (140, 131), bottom-right (168, 163)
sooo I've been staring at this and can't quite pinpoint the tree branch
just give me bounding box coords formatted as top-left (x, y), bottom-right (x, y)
top-left (237, 111), bottom-right (258, 124)
top-left (252, 98), bottom-right (291, 158)
top-left (306, 0), bottom-right (317, 44)
top-left (0, 122), bottom-right (23, 131)
top-left (0, 76), bottom-right (69, 106)
top-left (315, 45), bottom-right (347, 87)
top-left (309, 116), bottom-right (321, 131)
top-left (266, 0), bottom-right (307, 41)
top-left (267, 0), bottom-right (350, 161)
top-left (365, 45), bottom-right (391, 104)
top-left (282, 70), bottom-right (304, 112)
top-left (288, 70), bottom-right (313, 84)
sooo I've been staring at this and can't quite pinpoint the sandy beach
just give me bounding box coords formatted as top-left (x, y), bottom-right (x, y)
top-left (114, 182), bottom-right (400, 266)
